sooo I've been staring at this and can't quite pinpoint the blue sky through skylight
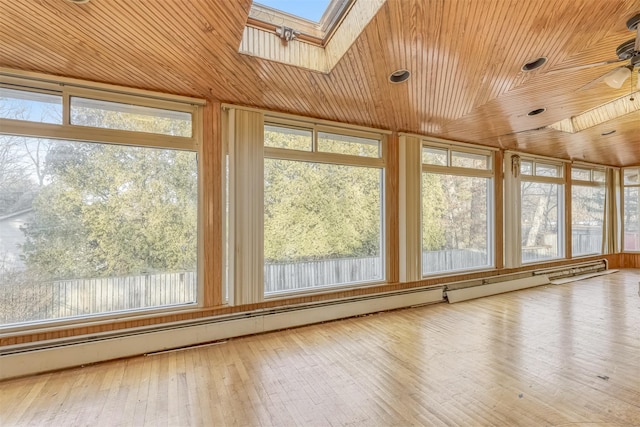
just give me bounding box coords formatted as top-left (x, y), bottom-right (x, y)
top-left (254, 0), bottom-right (332, 22)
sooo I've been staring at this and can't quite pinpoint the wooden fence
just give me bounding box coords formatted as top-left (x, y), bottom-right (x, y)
top-left (0, 271), bottom-right (196, 325)
top-left (422, 249), bottom-right (489, 275)
top-left (1, 235), bottom-right (603, 324)
top-left (264, 256), bottom-right (382, 293)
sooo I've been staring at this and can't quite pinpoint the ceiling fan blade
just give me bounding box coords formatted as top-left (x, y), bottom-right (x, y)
top-left (578, 66), bottom-right (624, 91)
top-left (636, 24), bottom-right (640, 52)
top-left (546, 59), bottom-right (623, 75)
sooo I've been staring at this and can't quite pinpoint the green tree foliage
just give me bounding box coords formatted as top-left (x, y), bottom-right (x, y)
top-left (21, 141), bottom-right (198, 280)
top-left (0, 136), bottom-right (34, 216)
top-left (264, 129), bottom-right (381, 262)
top-left (14, 100), bottom-right (198, 280)
top-left (422, 173), bottom-right (489, 252)
top-left (421, 173), bottom-right (446, 250)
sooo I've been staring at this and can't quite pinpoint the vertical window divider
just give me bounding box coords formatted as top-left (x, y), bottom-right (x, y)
top-left (62, 90), bottom-right (71, 126)
top-left (504, 152), bottom-right (522, 268)
top-left (227, 108), bottom-right (265, 306)
top-left (312, 127), bottom-right (319, 152)
top-left (564, 163), bottom-right (572, 259)
top-left (494, 150), bottom-right (504, 270)
top-left (398, 135), bottom-right (422, 282)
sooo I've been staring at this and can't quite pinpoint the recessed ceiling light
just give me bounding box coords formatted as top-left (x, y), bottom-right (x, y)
top-left (527, 108), bottom-right (546, 116)
top-left (601, 130), bottom-right (616, 136)
top-left (389, 69), bottom-right (410, 83)
top-left (521, 57), bottom-right (547, 72)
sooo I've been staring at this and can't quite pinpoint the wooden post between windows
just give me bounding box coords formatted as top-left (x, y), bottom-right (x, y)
top-left (202, 101), bottom-right (222, 307)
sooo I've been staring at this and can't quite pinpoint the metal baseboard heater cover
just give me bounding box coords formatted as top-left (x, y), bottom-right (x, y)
top-left (446, 275), bottom-right (550, 303)
top-left (446, 259), bottom-right (608, 303)
top-left (0, 287), bottom-right (443, 381)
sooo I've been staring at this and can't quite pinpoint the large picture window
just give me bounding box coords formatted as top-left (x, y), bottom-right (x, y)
top-left (421, 144), bottom-right (494, 275)
top-left (0, 77), bottom-right (200, 326)
top-left (263, 123), bottom-right (384, 294)
top-left (520, 159), bottom-right (564, 262)
top-left (571, 167), bottom-right (605, 256)
top-left (623, 168), bottom-right (640, 251)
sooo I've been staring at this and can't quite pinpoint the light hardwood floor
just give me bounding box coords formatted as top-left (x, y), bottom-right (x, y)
top-left (1, 271), bottom-right (639, 426)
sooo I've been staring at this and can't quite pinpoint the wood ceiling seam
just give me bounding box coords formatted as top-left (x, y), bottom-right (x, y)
top-left (92, 2), bottom-right (194, 94)
top-left (452, 0), bottom-right (484, 120)
top-left (358, 2), bottom-right (396, 130)
top-left (159, 1), bottom-right (258, 101)
top-left (331, 53), bottom-right (369, 126)
top-left (344, 45), bottom-right (378, 126)
top-left (1, 5), bottom-right (123, 79)
top-left (508, 2), bottom-right (611, 97)
top-left (433, 0), bottom-right (451, 124)
top-left (478, 0), bottom-right (513, 106)
top-left (550, 2), bottom-right (626, 70)
top-left (409, 0), bottom-right (425, 132)
top-left (425, 0), bottom-right (444, 133)
top-left (493, 2), bottom-right (537, 99)
top-left (462, 0), bottom-right (493, 112)
top-left (164, 1), bottom-right (266, 102)
top-left (441, 0), bottom-right (457, 121)
top-left (352, 8), bottom-right (395, 126)
top-left (187, 5), bottom-right (270, 105)
top-left (53, 1), bottom-right (190, 95)
top-left (386, 0), bottom-right (406, 130)
top-left (433, 0), bottom-right (447, 126)
top-left (352, 33), bottom-right (388, 129)
top-left (110, 2), bottom-right (204, 95)
top-left (493, 1), bottom-right (536, 99)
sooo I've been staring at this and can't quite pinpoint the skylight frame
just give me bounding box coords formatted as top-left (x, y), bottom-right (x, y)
top-left (248, 0), bottom-right (354, 45)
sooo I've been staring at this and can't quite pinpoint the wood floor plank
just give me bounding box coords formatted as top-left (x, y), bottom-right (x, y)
top-left (1, 270), bottom-right (639, 426)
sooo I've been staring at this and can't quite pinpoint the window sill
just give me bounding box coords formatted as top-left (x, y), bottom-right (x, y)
top-left (0, 303), bottom-right (203, 337)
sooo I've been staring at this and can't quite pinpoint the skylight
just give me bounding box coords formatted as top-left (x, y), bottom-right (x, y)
top-left (241, 0), bottom-right (386, 73)
top-left (254, 0), bottom-right (332, 23)
top-left (248, 0), bottom-right (353, 42)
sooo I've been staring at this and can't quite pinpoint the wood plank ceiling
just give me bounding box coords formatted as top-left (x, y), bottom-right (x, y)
top-left (1, 0), bottom-right (639, 166)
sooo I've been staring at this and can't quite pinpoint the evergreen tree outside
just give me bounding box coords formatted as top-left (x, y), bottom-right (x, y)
top-left (263, 126), bottom-right (384, 290)
top-left (20, 141), bottom-right (198, 280)
top-left (0, 92), bottom-right (198, 324)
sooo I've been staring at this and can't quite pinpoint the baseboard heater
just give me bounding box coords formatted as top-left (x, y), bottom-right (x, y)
top-left (532, 259), bottom-right (613, 284)
top-left (0, 287), bottom-right (443, 380)
top-left (445, 259), bottom-right (608, 304)
top-left (446, 275), bottom-right (550, 303)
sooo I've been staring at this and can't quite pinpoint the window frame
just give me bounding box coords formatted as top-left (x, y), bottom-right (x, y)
top-left (248, 0), bottom-right (354, 44)
top-left (262, 114), bottom-right (387, 297)
top-left (0, 71), bottom-right (205, 332)
top-left (420, 140), bottom-right (496, 277)
top-left (622, 167), bottom-right (640, 252)
top-left (570, 165), bottom-right (607, 257)
top-left (519, 157), bottom-right (566, 264)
